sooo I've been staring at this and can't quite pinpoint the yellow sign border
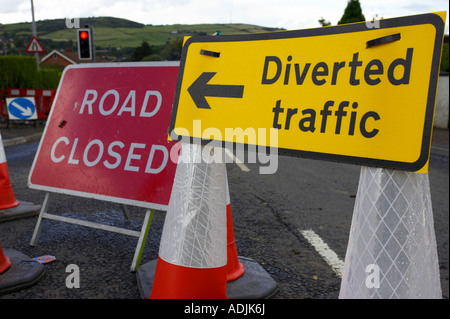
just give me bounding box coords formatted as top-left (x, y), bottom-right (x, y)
top-left (169, 13), bottom-right (446, 172)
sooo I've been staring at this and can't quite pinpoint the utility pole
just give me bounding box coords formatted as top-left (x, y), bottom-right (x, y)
top-left (30, 0), bottom-right (40, 70)
top-left (90, 24), bottom-right (96, 62)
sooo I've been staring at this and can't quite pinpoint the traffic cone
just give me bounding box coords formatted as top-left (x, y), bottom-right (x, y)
top-left (136, 145), bottom-right (277, 299)
top-left (222, 168), bottom-right (277, 299)
top-left (0, 242), bottom-right (11, 274)
top-left (225, 171), bottom-right (245, 282)
top-left (339, 166), bottom-right (442, 299)
top-left (0, 133), bottom-right (40, 223)
top-left (150, 143), bottom-right (228, 299)
top-left (0, 133), bottom-right (19, 210)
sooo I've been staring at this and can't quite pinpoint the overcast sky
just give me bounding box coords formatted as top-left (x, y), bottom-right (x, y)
top-left (0, 0), bottom-right (448, 34)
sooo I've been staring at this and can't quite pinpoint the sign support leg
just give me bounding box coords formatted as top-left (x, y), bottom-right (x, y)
top-left (30, 192), bottom-right (51, 246)
top-left (29, 192), bottom-right (156, 271)
top-left (121, 204), bottom-right (131, 220)
top-left (131, 209), bottom-right (154, 272)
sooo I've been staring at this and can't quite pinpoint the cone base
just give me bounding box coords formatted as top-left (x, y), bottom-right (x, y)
top-left (137, 256), bottom-right (277, 299)
top-left (0, 248), bottom-right (45, 296)
top-left (0, 201), bottom-right (41, 223)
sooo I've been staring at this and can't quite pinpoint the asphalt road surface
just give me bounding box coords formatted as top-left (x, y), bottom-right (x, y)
top-left (1, 140), bottom-right (448, 299)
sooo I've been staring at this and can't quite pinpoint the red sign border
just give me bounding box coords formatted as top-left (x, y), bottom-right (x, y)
top-left (28, 61), bottom-right (180, 211)
top-left (26, 36), bottom-right (45, 53)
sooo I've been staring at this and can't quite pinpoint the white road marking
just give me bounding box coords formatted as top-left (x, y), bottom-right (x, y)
top-left (225, 148), bottom-right (250, 172)
top-left (299, 229), bottom-right (345, 278)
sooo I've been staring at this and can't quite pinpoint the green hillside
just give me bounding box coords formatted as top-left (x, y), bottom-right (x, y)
top-left (0, 16), bottom-right (284, 59)
top-left (43, 23), bottom-right (280, 48)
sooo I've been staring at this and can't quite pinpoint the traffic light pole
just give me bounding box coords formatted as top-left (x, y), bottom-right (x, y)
top-left (90, 25), bottom-right (96, 62)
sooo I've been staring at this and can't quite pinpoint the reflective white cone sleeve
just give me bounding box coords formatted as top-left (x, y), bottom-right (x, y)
top-left (339, 166), bottom-right (442, 299)
top-left (150, 143), bottom-right (228, 298)
top-left (158, 143), bottom-right (227, 267)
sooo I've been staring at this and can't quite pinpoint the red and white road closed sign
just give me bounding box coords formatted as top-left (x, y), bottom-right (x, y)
top-left (28, 62), bottom-right (180, 210)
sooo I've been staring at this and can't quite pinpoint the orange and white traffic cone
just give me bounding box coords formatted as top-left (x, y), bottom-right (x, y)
top-left (222, 167), bottom-right (277, 299)
top-left (136, 145), bottom-right (277, 299)
top-left (150, 143), bottom-right (228, 299)
top-left (0, 134), bottom-right (19, 210)
top-left (0, 242), bottom-right (11, 274)
top-left (0, 133), bottom-right (40, 223)
top-left (225, 172), bottom-right (245, 282)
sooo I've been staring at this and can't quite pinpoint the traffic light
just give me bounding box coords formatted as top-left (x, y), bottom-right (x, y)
top-left (77, 29), bottom-right (92, 60)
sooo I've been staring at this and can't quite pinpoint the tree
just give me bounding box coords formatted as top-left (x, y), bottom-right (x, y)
top-left (131, 41), bottom-right (152, 61)
top-left (338, 0), bottom-right (366, 25)
top-left (318, 17), bottom-right (331, 27)
top-left (160, 38), bottom-right (183, 61)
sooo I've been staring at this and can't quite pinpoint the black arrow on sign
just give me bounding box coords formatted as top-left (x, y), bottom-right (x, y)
top-left (188, 72), bottom-right (244, 109)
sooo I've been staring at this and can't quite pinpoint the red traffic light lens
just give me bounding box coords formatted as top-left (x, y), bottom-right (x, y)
top-left (80, 31), bottom-right (88, 39)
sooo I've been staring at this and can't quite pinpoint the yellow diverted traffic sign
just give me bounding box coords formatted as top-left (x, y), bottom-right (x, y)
top-left (169, 12), bottom-right (446, 172)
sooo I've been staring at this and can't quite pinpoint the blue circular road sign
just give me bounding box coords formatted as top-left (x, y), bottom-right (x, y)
top-left (7, 97), bottom-right (37, 120)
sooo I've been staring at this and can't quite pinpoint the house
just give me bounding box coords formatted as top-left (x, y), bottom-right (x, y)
top-left (40, 48), bottom-right (106, 69)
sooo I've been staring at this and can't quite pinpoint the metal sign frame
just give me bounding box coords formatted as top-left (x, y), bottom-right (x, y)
top-left (28, 62), bottom-right (180, 271)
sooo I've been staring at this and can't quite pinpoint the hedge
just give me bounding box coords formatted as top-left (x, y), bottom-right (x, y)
top-left (0, 55), bottom-right (61, 90)
top-left (37, 68), bottom-right (61, 89)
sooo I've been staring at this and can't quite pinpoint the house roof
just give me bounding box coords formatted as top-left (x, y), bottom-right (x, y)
top-left (40, 49), bottom-right (106, 65)
top-left (40, 49), bottom-right (78, 65)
